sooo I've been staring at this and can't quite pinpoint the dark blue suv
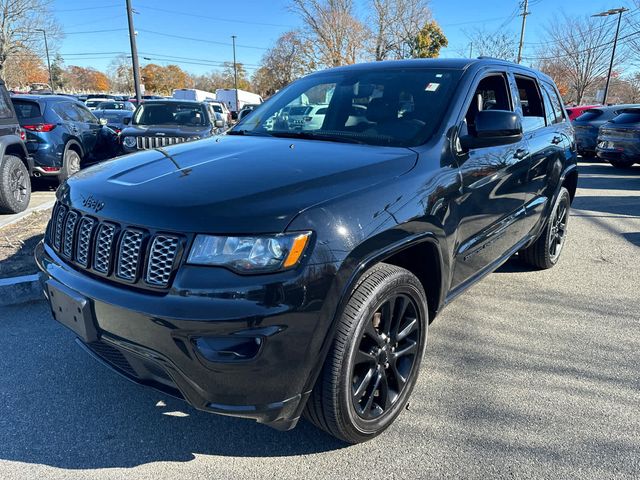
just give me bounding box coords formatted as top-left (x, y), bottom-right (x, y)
top-left (10, 95), bottom-right (117, 183)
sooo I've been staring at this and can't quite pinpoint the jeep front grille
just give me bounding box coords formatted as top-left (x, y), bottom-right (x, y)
top-left (146, 235), bottom-right (180, 287)
top-left (62, 211), bottom-right (78, 258)
top-left (75, 217), bottom-right (96, 267)
top-left (136, 136), bottom-right (189, 149)
top-left (47, 203), bottom-right (182, 289)
top-left (116, 229), bottom-right (144, 282)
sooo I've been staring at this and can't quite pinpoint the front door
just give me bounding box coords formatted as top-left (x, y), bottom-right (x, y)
top-left (450, 72), bottom-right (532, 290)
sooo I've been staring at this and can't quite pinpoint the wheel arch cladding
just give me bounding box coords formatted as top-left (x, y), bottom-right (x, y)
top-left (66, 140), bottom-right (83, 158)
top-left (562, 168), bottom-right (578, 202)
top-left (381, 240), bottom-right (442, 322)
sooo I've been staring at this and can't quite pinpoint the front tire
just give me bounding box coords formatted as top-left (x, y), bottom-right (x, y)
top-left (57, 148), bottom-right (82, 183)
top-left (519, 187), bottom-right (571, 269)
top-left (0, 155), bottom-right (31, 214)
top-left (304, 263), bottom-right (428, 443)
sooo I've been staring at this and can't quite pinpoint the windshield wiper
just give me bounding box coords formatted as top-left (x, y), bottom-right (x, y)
top-left (227, 129), bottom-right (272, 136)
top-left (268, 131), bottom-right (366, 144)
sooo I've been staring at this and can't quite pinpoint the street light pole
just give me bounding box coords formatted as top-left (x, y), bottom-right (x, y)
top-left (126, 0), bottom-right (142, 103)
top-left (232, 35), bottom-right (238, 114)
top-left (36, 29), bottom-right (53, 94)
top-left (592, 7), bottom-right (628, 105)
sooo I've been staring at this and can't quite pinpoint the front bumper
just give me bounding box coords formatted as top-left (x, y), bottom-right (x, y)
top-left (35, 240), bottom-right (337, 430)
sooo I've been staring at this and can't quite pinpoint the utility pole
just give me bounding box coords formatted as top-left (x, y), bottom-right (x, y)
top-left (35, 29), bottom-right (53, 94)
top-left (126, 0), bottom-right (142, 103)
top-left (469, 42), bottom-right (473, 58)
top-left (517, 0), bottom-right (529, 64)
top-left (231, 35), bottom-right (239, 114)
top-left (592, 7), bottom-right (628, 105)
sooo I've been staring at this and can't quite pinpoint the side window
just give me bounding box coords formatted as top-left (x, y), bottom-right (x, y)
top-left (544, 84), bottom-right (566, 124)
top-left (540, 87), bottom-right (556, 126)
top-left (73, 103), bottom-right (97, 123)
top-left (464, 74), bottom-right (512, 136)
top-left (54, 102), bottom-right (81, 122)
top-left (514, 76), bottom-right (545, 132)
top-left (0, 90), bottom-right (14, 119)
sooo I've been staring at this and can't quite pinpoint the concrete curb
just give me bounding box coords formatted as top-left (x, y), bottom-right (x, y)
top-left (0, 199), bottom-right (56, 230)
top-left (0, 273), bottom-right (45, 307)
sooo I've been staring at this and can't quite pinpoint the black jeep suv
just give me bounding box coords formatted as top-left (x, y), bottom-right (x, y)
top-left (0, 81), bottom-right (32, 214)
top-left (36, 59), bottom-right (577, 443)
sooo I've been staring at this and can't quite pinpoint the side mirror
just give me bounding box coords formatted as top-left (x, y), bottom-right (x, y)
top-left (123, 117), bottom-right (131, 125)
top-left (459, 110), bottom-right (523, 150)
top-left (214, 119), bottom-right (225, 128)
top-left (99, 118), bottom-right (108, 126)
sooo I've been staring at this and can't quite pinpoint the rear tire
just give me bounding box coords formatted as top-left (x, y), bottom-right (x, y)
top-left (57, 148), bottom-right (82, 183)
top-left (608, 159), bottom-right (635, 169)
top-left (304, 263), bottom-right (428, 443)
top-left (0, 155), bottom-right (31, 214)
top-left (519, 187), bottom-right (570, 270)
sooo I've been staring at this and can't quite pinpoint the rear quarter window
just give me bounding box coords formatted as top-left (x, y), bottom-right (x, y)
top-left (12, 101), bottom-right (41, 120)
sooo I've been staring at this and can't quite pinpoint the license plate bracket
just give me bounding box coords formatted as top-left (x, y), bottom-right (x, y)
top-left (46, 280), bottom-right (98, 343)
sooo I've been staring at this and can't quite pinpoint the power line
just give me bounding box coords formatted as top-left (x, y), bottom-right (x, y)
top-left (136, 29), bottom-right (269, 50)
top-left (134, 3), bottom-right (297, 29)
top-left (521, 29), bottom-right (640, 61)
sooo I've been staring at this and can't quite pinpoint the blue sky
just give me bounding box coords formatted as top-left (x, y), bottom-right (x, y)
top-left (53, 0), bottom-right (639, 77)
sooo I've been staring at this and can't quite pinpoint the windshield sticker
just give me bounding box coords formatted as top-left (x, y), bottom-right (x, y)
top-left (425, 83), bottom-right (440, 92)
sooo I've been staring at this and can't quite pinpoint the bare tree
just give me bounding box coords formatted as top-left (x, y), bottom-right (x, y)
top-left (289, 0), bottom-right (369, 67)
top-left (369, 0), bottom-right (434, 60)
top-left (0, 0), bottom-right (61, 81)
top-left (542, 14), bottom-right (620, 104)
top-left (466, 28), bottom-right (518, 62)
top-left (252, 30), bottom-right (314, 96)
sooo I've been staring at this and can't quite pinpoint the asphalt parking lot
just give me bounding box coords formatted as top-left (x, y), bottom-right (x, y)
top-left (0, 162), bottom-right (638, 479)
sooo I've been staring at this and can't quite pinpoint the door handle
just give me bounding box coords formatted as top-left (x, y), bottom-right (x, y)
top-left (551, 136), bottom-right (562, 145)
top-left (513, 148), bottom-right (529, 159)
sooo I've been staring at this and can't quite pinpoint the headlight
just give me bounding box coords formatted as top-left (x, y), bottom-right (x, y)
top-left (123, 136), bottom-right (136, 148)
top-left (187, 232), bottom-right (312, 273)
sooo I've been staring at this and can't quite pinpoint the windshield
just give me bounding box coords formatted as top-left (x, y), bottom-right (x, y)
top-left (575, 110), bottom-right (603, 122)
top-left (231, 67), bottom-right (462, 147)
top-left (98, 101), bottom-right (130, 110)
top-left (133, 102), bottom-right (209, 126)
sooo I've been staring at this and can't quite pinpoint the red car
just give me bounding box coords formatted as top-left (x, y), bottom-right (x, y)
top-left (566, 104), bottom-right (601, 121)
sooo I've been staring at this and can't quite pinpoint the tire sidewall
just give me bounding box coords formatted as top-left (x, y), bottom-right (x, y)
top-left (59, 148), bottom-right (81, 182)
top-left (544, 187), bottom-right (571, 266)
top-left (338, 271), bottom-right (428, 440)
top-left (0, 155), bottom-right (31, 214)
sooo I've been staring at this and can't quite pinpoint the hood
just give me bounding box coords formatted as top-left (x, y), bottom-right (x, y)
top-left (59, 135), bottom-right (417, 233)
top-left (121, 125), bottom-right (211, 137)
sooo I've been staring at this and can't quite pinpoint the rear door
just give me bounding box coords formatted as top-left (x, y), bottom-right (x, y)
top-left (511, 74), bottom-right (566, 234)
top-left (451, 71), bottom-right (532, 289)
top-left (70, 102), bottom-right (101, 157)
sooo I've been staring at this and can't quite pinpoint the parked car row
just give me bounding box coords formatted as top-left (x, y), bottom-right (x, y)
top-left (572, 104), bottom-right (640, 168)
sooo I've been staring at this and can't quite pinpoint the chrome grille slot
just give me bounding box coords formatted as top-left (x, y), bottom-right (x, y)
top-left (145, 235), bottom-right (180, 287)
top-left (94, 223), bottom-right (117, 274)
top-left (62, 211), bottom-right (79, 258)
top-left (135, 136), bottom-right (188, 150)
top-left (75, 217), bottom-right (96, 268)
top-left (53, 205), bottom-right (67, 251)
top-left (116, 229), bottom-right (145, 282)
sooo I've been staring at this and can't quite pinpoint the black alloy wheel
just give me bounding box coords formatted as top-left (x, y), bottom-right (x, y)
top-left (351, 293), bottom-right (420, 420)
